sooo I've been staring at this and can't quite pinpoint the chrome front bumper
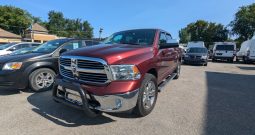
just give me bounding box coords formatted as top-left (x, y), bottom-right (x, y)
top-left (53, 78), bottom-right (139, 113)
top-left (92, 89), bottom-right (139, 112)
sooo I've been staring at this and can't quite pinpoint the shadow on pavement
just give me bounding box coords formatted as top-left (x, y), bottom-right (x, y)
top-left (0, 88), bottom-right (34, 95)
top-left (237, 66), bottom-right (255, 70)
top-left (204, 72), bottom-right (255, 135)
top-left (0, 89), bottom-right (20, 95)
top-left (27, 91), bottom-right (115, 127)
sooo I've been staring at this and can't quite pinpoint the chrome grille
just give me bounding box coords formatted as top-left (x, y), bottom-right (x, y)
top-left (59, 56), bottom-right (110, 84)
top-left (60, 58), bottom-right (71, 67)
top-left (77, 59), bottom-right (104, 69)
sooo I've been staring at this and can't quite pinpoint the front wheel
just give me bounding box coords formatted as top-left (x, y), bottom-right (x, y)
top-left (133, 73), bottom-right (158, 117)
top-left (29, 68), bottom-right (56, 92)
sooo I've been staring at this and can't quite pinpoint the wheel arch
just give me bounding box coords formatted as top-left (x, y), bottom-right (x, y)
top-left (146, 68), bottom-right (158, 79)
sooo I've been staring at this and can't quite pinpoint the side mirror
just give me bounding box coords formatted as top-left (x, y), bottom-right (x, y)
top-left (59, 48), bottom-right (68, 55)
top-left (159, 39), bottom-right (179, 49)
top-left (9, 48), bottom-right (16, 51)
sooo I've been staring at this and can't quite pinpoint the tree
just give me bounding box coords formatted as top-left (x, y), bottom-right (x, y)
top-left (0, 5), bottom-right (32, 35)
top-left (230, 3), bottom-right (255, 41)
top-left (46, 10), bottom-right (93, 38)
top-left (47, 11), bottom-right (66, 36)
top-left (179, 20), bottom-right (228, 47)
top-left (82, 21), bottom-right (93, 39)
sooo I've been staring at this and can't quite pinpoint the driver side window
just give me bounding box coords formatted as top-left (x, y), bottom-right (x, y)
top-left (159, 32), bottom-right (167, 45)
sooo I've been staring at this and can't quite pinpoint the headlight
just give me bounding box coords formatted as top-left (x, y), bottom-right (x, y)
top-left (201, 55), bottom-right (207, 59)
top-left (2, 62), bottom-right (23, 70)
top-left (110, 65), bottom-right (141, 80)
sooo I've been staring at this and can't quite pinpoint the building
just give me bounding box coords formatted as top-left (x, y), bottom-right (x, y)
top-left (0, 28), bottom-right (21, 43)
top-left (24, 23), bottom-right (58, 43)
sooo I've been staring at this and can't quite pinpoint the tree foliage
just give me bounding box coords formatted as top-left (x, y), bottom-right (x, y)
top-left (0, 5), bottom-right (32, 35)
top-left (0, 7), bottom-right (94, 39)
top-left (46, 11), bottom-right (93, 38)
top-left (230, 3), bottom-right (255, 41)
top-left (179, 20), bottom-right (228, 46)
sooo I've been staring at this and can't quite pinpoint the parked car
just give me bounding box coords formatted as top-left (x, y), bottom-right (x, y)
top-left (52, 29), bottom-right (182, 117)
top-left (236, 39), bottom-right (255, 63)
top-left (9, 47), bottom-right (36, 55)
top-left (212, 42), bottom-right (236, 62)
top-left (0, 43), bottom-right (6, 46)
top-left (0, 39), bottom-right (98, 91)
top-left (183, 47), bottom-right (208, 66)
top-left (0, 42), bottom-right (41, 55)
top-left (187, 41), bottom-right (205, 48)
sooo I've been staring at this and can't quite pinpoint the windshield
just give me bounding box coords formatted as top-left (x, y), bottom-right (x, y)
top-left (0, 43), bottom-right (16, 50)
top-left (103, 29), bottom-right (156, 46)
top-left (216, 45), bottom-right (234, 50)
top-left (32, 39), bottom-right (70, 53)
top-left (10, 47), bottom-right (35, 55)
top-left (187, 48), bottom-right (208, 53)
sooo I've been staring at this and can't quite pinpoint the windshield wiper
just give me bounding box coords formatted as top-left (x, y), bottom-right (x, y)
top-left (120, 42), bottom-right (141, 45)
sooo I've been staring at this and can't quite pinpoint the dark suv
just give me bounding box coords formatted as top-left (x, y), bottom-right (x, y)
top-left (183, 47), bottom-right (208, 66)
top-left (0, 38), bottom-right (99, 92)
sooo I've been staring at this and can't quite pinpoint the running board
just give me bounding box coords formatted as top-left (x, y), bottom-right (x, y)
top-left (158, 73), bottom-right (177, 92)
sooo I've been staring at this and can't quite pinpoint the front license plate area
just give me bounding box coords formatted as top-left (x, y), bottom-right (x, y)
top-left (65, 88), bottom-right (83, 105)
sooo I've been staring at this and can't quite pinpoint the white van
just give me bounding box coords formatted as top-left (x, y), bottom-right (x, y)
top-left (212, 42), bottom-right (236, 62)
top-left (187, 41), bottom-right (205, 48)
top-left (236, 39), bottom-right (255, 63)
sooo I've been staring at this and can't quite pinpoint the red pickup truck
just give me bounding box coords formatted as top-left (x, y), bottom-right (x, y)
top-left (53, 29), bottom-right (182, 117)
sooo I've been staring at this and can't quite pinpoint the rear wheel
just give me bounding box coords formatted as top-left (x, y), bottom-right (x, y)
top-left (133, 74), bottom-right (158, 117)
top-left (29, 68), bottom-right (56, 92)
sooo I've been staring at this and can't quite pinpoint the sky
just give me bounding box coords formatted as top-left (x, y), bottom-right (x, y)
top-left (0, 0), bottom-right (254, 39)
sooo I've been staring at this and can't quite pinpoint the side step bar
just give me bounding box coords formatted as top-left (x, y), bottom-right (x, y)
top-left (158, 73), bottom-right (177, 92)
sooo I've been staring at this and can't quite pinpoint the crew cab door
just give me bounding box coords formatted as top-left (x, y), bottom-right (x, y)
top-left (157, 32), bottom-right (177, 80)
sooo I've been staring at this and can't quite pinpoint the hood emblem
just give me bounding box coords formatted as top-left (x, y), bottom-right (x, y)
top-left (71, 58), bottom-right (79, 79)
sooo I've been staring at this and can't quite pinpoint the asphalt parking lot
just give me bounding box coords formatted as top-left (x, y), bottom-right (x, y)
top-left (0, 62), bottom-right (255, 135)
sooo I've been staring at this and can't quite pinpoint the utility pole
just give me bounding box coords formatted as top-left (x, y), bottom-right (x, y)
top-left (99, 28), bottom-right (103, 40)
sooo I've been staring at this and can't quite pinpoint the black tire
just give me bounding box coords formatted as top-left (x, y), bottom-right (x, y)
top-left (29, 68), bottom-right (56, 92)
top-left (212, 58), bottom-right (216, 62)
top-left (133, 73), bottom-right (158, 117)
top-left (204, 62), bottom-right (208, 66)
top-left (243, 56), bottom-right (248, 64)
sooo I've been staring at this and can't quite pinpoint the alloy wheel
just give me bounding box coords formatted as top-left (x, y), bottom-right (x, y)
top-left (35, 72), bottom-right (54, 89)
top-left (142, 81), bottom-right (156, 109)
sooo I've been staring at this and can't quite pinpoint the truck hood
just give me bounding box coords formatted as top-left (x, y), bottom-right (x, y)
top-left (63, 44), bottom-right (152, 64)
top-left (0, 53), bottom-right (49, 64)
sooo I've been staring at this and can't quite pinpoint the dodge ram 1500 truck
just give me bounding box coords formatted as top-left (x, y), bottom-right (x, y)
top-left (53, 29), bottom-right (182, 117)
